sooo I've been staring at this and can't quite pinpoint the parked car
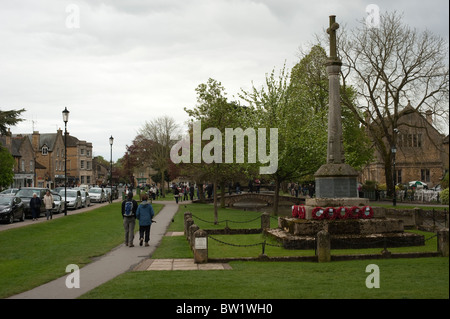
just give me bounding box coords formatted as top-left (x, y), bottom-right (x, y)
top-left (80, 190), bottom-right (91, 208)
top-left (59, 189), bottom-right (82, 210)
top-left (15, 187), bottom-right (49, 218)
top-left (0, 188), bottom-right (19, 195)
top-left (0, 195), bottom-right (25, 223)
top-left (104, 188), bottom-right (112, 202)
top-left (106, 186), bottom-right (119, 200)
top-left (51, 192), bottom-right (65, 214)
top-left (89, 187), bottom-right (106, 203)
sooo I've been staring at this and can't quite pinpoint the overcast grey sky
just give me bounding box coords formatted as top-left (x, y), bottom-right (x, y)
top-left (1, 0), bottom-right (448, 161)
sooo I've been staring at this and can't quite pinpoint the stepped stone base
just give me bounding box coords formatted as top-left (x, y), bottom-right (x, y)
top-left (265, 228), bottom-right (425, 250)
top-left (266, 216), bottom-right (425, 250)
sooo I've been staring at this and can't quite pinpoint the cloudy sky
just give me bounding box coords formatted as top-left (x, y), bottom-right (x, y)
top-left (1, 0), bottom-right (448, 161)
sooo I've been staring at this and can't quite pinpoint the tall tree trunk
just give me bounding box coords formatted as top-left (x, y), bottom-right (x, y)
top-left (213, 181), bottom-right (218, 224)
top-left (384, 156), bottom-right (394, 198)
top-left (220, 181), bottom-right (226, 208)
top-left (273, 178), bottom-right (280, 215)
top-left (160, 170), bottom-right (165, 197)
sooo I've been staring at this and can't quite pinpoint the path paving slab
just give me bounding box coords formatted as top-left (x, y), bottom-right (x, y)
top-left (144, 259), bottom-right (230, 271)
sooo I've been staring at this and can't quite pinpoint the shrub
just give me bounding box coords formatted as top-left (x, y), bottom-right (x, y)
top-left (440, 188), bottom-right (449, 205)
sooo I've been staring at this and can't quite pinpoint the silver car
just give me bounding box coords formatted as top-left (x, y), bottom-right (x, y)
top-left (59, 189), bottom-right (82, 210)
top-left (89, 188), bottom-right (106, 203)
top-left (80, 190), bottom-right (91, 208)
top-left (51, 192), bottom-right (66, 214)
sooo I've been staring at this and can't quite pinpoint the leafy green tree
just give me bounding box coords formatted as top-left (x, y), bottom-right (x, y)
top-left (0, 108), bottom-right (25, 135)
top-left (0, 108), bottom-right (25, 189)
top-left (241, 65), bottom-right (327, 213)
top-left (0, 147), bottom-right (15, 189)
top-left (183, 78), bottom-right (254, 222)
top-left (290, 44), bottom-right (372, 172)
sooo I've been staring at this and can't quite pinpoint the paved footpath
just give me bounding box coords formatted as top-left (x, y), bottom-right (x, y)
top-left (9, 200), bottom-right (180, 299)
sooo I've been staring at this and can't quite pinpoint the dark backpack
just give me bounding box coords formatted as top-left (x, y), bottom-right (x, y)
top-left (124, 200), bottom-right (134, 217)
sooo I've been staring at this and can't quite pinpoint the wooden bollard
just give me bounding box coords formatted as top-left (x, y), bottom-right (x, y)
top-left (317, 230), bottom-right (331, 262)
top-left (193, 229), bottom-right (208, 264)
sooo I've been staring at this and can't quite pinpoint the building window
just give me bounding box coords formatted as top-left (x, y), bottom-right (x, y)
top-left (42, 146), bottom-right (48, 155)
top-left (398, 133), bottom-right (422, 148)
top-left (80, 160), bottom-right (85, 169)
top-left (421, 169), bottom-right (430, 182)
top-left (396, 169), bottom-right (402, 184)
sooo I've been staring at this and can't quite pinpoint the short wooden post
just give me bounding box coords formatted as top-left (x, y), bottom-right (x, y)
top-left (193, 229), bottom-right (208, 264)
top-left (261, 212), bottom-right (270, 230)
top-left (185, 218), bottom-right (194, 240)
top-left (189, 224), bottom-right (200, 250)
top-left (437, 229), bottom-right (449, 257)
top-left (317, 230), bottom-right (331, 262)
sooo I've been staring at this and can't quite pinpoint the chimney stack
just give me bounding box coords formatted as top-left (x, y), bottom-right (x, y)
top-left (32, 131), bottom-right (40, 152)
top-left (425, 110), bottom-right (433, 125)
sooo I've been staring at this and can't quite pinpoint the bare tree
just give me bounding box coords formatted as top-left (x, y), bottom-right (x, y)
top-left (138, 115), bottom-right (181, 196)
top-left (339, 11), bottom-right (449, 195)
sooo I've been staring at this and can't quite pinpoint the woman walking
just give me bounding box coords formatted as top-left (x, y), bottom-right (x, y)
top-left (136, 194), bottom-right (155, 247)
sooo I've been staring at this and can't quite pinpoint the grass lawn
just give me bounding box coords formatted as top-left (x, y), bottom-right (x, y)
top-left (0, 201), bottom-right (162, 298)
top-left (80, 203), bottom-right (449, 299)
top-left (80, 257), bottom-right (448, 299)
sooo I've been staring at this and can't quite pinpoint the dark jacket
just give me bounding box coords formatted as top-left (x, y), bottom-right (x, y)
top-left (30, 197), bottom-right (41, 212)
top-left (121, 199), bottom-right (138, 218)
top-left (136, 201), bottom-right (155, 226)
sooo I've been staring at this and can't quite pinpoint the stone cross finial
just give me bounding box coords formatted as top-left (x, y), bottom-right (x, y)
top-left (327, 15), bottom-right (339, 60)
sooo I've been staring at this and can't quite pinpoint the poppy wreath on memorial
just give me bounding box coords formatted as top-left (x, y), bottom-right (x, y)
top-left (349, 206), bottom-right (361, 219)
top-left (360, 206), bottom-right (374, 219)
top-left (291, 205), bottom-right (298, 218)
top-left (291, 205), bottom-right (306, 219)
top-left (312, 207), bottom-right (325, 220)
top-left (298, 205), bottom-right (306, 219)
top-left (325, 207), bottom-right (338, 220)
top-left (337, 206), bottom-right (351, 219)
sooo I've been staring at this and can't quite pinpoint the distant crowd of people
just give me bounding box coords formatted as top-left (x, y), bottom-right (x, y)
top-left (287, 182), bottom-right (315, 198)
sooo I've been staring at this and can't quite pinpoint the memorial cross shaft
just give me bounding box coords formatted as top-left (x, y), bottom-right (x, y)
top-left (325, 15), bottom-right (344, 164)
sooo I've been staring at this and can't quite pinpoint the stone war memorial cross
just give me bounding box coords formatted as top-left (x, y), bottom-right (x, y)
top-left (266, 17), bottom-right (428, 258)
top-left (307, 15), bottom-right (369, 209)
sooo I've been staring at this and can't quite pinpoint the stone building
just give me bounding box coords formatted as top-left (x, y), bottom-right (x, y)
top-left (92, 156), bottom-right (110, 186)
top-left (0, 130), bottom-right (40, 188)
top-left (31, 130), bottom-right (66, 188)
top-left (1, 129), bottom-right (94, 189)
top-left (361, 103), bottom-right (449, 188)
top-left (65, 133), bottom-right (93, 186)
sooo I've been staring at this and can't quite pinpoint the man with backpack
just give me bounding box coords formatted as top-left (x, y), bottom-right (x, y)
top-left (121, 191), bottom-right (138, 247)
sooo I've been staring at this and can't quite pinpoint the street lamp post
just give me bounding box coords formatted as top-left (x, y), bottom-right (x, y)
top-left (62, 107), bottom-right (70, 215)
top-left (391, 144), bottom-right (397, 207)
top-left (109, 135), bottom-right (114, 203)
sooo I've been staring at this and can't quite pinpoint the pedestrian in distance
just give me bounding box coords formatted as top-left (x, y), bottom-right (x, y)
top-left (121, 191), bottom-right (138, 247)
top-left (136, 194), bottom-right (155, 247)
top-left (43, 190), bottom-right (54, 220)
top-left (30, 193), bottom-right (41, 221)
top-left (174, 186), bottom-right (180, 204)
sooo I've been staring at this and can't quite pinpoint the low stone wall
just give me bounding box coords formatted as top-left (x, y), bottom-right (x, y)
top-left (279, 217), bottom-right (405, 236)
top-left (264, 228), bottom-right (425, 250)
